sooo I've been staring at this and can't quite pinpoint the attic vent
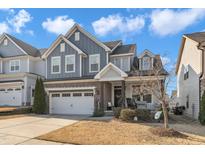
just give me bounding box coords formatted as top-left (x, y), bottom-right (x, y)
top-left (3, 39), bottom-right (8, 46)
top-left (75, 32), bottom-right (80, 41)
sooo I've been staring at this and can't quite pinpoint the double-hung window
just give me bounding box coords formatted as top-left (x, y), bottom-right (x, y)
top-left (142, 57), bottom-right (150, 70)
top-left (89, 54), bottom-right (100, 72)
top-left (10, 60), bottom-right (20, 72)
top-left (65, 55), bottom-right (75, 73)
top-left (51, 57), bottom-right (61, 74)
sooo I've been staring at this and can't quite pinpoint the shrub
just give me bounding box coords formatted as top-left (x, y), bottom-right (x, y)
top-left (93, 109), bottom-right (104, 117)
top-left (120, 109), bottom-right (136, 121)
top-left (135, 109), bottom-right (151, 121)
top-left (113, 107), bottom-right (122, 118)
top-left (33, 78), bottom-right (47, 114)
top-left (199, 91), bottom-right (205, 125)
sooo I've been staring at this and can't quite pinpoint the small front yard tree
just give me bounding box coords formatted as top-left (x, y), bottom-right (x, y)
top-left (134, 55), bottom-right (174, 129)
top-left (33, 78), bottom-right (47, 114)
top-left (199, 91), bottom-right (205, 125)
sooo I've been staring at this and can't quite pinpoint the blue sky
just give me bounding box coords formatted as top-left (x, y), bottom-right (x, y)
top-left (1, 8), bottom-right (205, 94)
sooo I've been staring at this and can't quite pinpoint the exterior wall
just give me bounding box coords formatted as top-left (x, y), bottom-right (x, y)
top-left (177, 38), bottom-right (201, 119)
top-left (2, 57), bottom-right (28, 74)
top-left (47, 40), bottom-right (80, 79)
top-left (68, 30), bottom-right (107, 76)
top-left (32, 59), bottom-right (46, 77)
top-left (0, 38), bottom-right (26, 57)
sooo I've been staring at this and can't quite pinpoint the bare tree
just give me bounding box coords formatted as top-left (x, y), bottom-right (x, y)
top-left (133, 55), bottom-right (175, 129)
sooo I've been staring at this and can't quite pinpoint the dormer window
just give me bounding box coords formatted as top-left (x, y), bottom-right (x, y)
top-left (75, 32), bottom-right (80, 41)
top-left (3, 39), bottom-right (8, 46)
top-left (60, 43), bottom-right (65, 52)
top-left (142, 57), bottom-right (151, 70)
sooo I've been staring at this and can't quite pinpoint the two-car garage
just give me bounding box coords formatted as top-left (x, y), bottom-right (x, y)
top-left (49, 90), bottom-right (95, 115)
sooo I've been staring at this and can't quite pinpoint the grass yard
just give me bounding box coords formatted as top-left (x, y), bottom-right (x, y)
top-left (37, 120), bottom-right (205, 145)
top-left (0, 107), bottom-right (17, 112)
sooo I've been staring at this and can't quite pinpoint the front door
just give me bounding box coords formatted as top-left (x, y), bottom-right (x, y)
top-left (114, 87), bottom-right (122, 107)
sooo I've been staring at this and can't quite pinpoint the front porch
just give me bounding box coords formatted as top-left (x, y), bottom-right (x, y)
top-left (95, 63), bottom-right (159, 112)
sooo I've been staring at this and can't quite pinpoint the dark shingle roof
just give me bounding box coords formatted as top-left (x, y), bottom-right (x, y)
top-left (184, 32), bottom-right (205, 43)
top-left (5, 33), bottom-right (40, 57)
top-left (129, 54), bottom-right (168, 76)
top-left (39, 48), bottom-right (47, 55)
top-left (111, 44), bottom-right (136, 55)
top-left (103, 40), bottom-right (122, 50)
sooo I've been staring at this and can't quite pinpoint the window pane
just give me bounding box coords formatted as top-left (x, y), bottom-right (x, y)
top-left (66, 64), bottom-right (74, 72)
top-left (60, 43), bottom-right (65, 52)
top-left (143, 94), bottom-right (152, 103)
top-left (73, 93), bottom-right (82, 97)
top-left (91, 64), bottom-right (98, 71)
top-left (142, 57), bottom-right (150, 70)
top-left (52, 94), bottom-right (60, 97)
top-left (53, 65), bottom-right (59, 72)
top-left (62, 93), bottom-right (71, 97)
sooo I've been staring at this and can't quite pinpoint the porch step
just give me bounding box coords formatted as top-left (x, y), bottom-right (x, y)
top-left (104, 111), bottom-right (114, 116)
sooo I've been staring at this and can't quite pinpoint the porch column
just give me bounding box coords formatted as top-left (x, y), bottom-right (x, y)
top-left (121, 80), bottom-right (126, 107)
top-left (99, 82), bottom-right (105, 110)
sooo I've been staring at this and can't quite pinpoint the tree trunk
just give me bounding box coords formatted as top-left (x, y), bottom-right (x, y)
top-left (162, 100), bottom-right (169, 129)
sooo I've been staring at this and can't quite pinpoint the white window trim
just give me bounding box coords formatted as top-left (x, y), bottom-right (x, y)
top-left (60, 43), bottom-right (65, 52)
top-left (89, 54), bottom-right (100, 73)
top-left (75, 32), bottom-right (80, 41)
top-left (65, 55), bottom-right (75, 73)
top-left (9, 59), bottom-right (20, 73)
top-left (142, 57), bottom-right (151, 70)
top-left (51, 56), bottom-right (61, 74)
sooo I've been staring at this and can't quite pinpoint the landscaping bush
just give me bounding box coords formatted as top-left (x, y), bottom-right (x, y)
top-left (135, 109), bottom-right (151, 121)
top-left (93, 109), bottom-right (105, 117)
top-left (199, 91), bottom-right (205, 125)
top-left (113, 107), bottom-right (122, 118)
top-left (120, 108), bottom-right (136, 121)
top-left (33, 78), bottom-right (47, 114)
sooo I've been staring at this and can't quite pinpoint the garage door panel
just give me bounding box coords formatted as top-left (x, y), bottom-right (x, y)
top-left (0, 89), bottom-right (22, 106)
top-left (50, 91), bottom-right (94, 115)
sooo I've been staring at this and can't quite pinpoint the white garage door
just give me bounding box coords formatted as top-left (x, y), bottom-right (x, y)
top-left (50, 91), bottom-right (94, 115)
top-left (0, 88), bottom-right (22, 106)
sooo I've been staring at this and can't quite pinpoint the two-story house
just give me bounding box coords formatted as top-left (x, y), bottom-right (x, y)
top-left (42, 24), bottom-right (167, 115)
top-left (0, 33), bottom-right (45, 106)
top-left (176, 32), bottom-right (205, 119)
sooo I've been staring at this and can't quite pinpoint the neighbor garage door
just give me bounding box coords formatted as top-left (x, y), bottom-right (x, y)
top-left (0, 88), bottom-right (22, 106)
top-left (50, 91), bottom-right (94, 115)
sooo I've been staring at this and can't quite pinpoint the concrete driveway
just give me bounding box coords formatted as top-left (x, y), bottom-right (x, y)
top-left (0, 114), bottom-right (86, 145)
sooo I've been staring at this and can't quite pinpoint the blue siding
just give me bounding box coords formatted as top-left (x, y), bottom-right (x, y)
top-left (68, 30), bottom-right (107, 76)
top-left (47, 40), bottom-right (80, 79)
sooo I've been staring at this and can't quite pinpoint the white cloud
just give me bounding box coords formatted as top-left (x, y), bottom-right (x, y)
top-left (42, 16), bottom-right (75, 35)
top-left (92, 14), bottom-right (145, 36)
top-left (0, 22), bottom-right (10, 34)
top-left (149, 9), bottom-right (205, 36)
top-left (0, 8), bottom-right (14, 14)
top-left (8, 9), bottom-right (32, 33)
top-left (25, 30), bottom-right (34, 36)
top-left (161, 56), bottom-right (171, 66)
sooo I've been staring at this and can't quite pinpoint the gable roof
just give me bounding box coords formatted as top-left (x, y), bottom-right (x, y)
top-left (42, 34), bottom-right (87, 58)
top-left (184, 32), bottom-right (205, 43)
top-left (175, 32), bottom-right (205, 74)
top-left (65, 24), bottom-right (111, 52)
top-left (95, 62), bottom-right (128, 80)
top-left (130, 54), bottom-right (168, 76)
top-left (0, 33), bottom-right (40, 57)
top-left (138, 49), bottom-right (155, 59)
top-left (110, 44), bottom-right (136, 55)
top-left (103, 40), bottom-right (122, 50)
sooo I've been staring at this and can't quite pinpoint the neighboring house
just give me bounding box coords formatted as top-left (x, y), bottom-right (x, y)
top-left (42, 24), bottom-right (168, 115)
top-left (0, 33), bottom-right (45, 106)
top-left (0, 24), bottom-right (167, 115)
top-left (176, 32), bottom-right (205, 119)
top-left (169, 90), bottom-right (178, 109)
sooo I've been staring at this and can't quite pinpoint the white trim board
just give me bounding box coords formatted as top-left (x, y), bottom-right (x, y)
top-left (42, 35), bottom-right (87, 59)
top-left (0, 33), bottom-right (28, 56)
top-left (65, 24), bottom-right (111, 52)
